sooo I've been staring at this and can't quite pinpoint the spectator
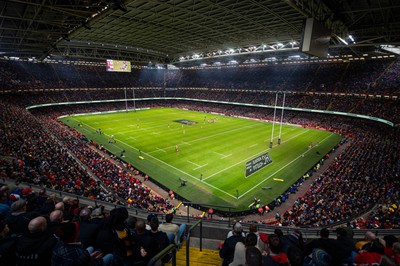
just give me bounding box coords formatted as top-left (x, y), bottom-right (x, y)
top-left (265, 234), bottom-right (290, 265)
top-left (227, 221), bottom-right (246, 239)
top-left (220, 222), bottom-right (245, 266)
top-left (158, 213), bottom-right (186, 245)
top-left (48, 210), bottom-right (66, 235)
top-left (383, 235), bottom-right (398, 258)
top-left (148, 216), bottom-right (170, 263)
top-left (391, 242), bottom-right (400, 265)
top-left (134, 219), bottom-right (159, 265)
top-left (304, 248), bottom-right (332, 266)
top-left (304, 228), bottom-right (333, 256)
top-left (104, 207), bottom-right (145, 266)
top-left (7, 199), bottom-right (39, 236)
top-left (245, 246), bottom-right (262, 266)
top-left (125, 216), bottom-right (137, 235)
top-left (51, 221), bottom-right (114, 266)
top-left (15, 216), bottom-right (58, 265)
top-left (354, 238), bottom-right (385, 265)
top-left (329, 227), bottom-right (355, 265)
top-left (0, 219), bottom-right (18, 265)
top-left (78, 207), bottom-right (102, 249)
top-left (355, 231), bottom-right (376, 251)
top-left (230, 232), bottom-right (258, 266)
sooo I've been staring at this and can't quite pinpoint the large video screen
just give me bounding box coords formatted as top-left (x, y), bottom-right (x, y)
top-left (106, 59), bottom-right (131, 72)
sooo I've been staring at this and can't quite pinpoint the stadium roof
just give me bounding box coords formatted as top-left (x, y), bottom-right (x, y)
top-left (0, 0), bottom-right (399, 66)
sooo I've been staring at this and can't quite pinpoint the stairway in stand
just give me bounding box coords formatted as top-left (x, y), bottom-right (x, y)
top-left (166, 244), bottom-right (222, 266)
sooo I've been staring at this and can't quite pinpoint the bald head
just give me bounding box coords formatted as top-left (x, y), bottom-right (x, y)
top-left (365, 231), bottom-right (376, 242)
top-left (50, 210), bottom-right (63, 223)
top-left (79, 208), bottom-right (91, 221)
top-left (28, 216), bottom-right (47, 234)
top-left (63, 196), bottom-right (71, 203)
top-left (55, 202), bottom-right (64, 211)
top-left (0, 185), bottom-right (9, 193)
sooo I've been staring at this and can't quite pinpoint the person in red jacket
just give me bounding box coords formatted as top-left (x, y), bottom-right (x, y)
top-left (354, 239), bottom-right (385, 265)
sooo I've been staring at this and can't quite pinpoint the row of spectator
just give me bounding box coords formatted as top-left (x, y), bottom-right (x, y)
top-left (1, 92), bottom-right (399, 228)
top-left (0, 101), bottom-right (174, 214)
top-left (0, 184), bottom-right (186, 265)
top-left (220, 221), bottom-right (400, 266)
top-left (1, 59), bottom-right (399, 94)
top-left (31, 99), bottom-right (400, 228)
top-left (1, 86), bottom-right (399, 123)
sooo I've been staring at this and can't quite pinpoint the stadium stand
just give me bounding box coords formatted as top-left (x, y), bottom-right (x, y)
top-left (0, 59), bottom-right (399, 265)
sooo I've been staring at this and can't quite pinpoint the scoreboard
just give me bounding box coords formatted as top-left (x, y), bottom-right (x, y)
top-left (106, 59), bottom-right (131, 72)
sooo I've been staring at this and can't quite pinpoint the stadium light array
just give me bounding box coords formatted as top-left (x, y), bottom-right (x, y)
top-left (177, 41), bottom-right (300, 63)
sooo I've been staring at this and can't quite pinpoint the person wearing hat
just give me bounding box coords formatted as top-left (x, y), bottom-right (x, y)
top-left (227, 222), bottom-right (246, 239)
top-left (220, 222), bottom-right (245, 266)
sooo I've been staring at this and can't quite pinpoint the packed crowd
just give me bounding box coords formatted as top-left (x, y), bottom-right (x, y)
top-left (0, 184), bottom-right (186, 265)
top-left (0, 58), bottom-right (399, 232)
top-left (219, 222), bottom-right (400, 266)
top-left (1, 86), bottom-right (399, 124)
top-left (0, 102), bottom-right (175, 214)
top-left (1, 58), bottom-right (399, 94)
top-left (278, 119), bottom-right (400, 228)
top-left (1, 88), bottom-right (399, 228)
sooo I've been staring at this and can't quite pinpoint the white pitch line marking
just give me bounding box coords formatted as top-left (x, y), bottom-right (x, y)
top-left (213, 151), bottom-right (232, 159)
top-left (213, 151), bottom-right (226, 157)
top-left (238, 133), bottom-right (334, 199)
top-left (250, 144), bottom-right (258, 148)
top-left (156, 148), bottom-right (167, 153)
top-left (187, 160), bottom-right (201, 167)
top-left (202, 129), bottom-right (310, 181)
top-left (194, 163), bottom-right (208, 170)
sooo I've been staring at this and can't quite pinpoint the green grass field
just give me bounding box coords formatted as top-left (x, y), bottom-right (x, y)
top-left (60, 107), bottom-right (342, 211)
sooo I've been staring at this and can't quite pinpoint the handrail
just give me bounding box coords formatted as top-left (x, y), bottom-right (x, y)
top-left (3, 178), bottom-right (399, 239)
top-left (147, 244), bottom-right (177, 266)
top-left (182, 201), bottom-right (235, 228)
top-left (185, 219), bottom-right (202, 266)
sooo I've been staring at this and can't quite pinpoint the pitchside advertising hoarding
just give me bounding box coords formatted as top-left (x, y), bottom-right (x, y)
top-left (245, 152), bottom-right (273, 177)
